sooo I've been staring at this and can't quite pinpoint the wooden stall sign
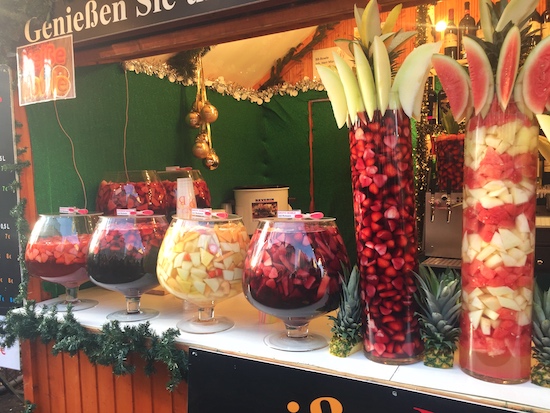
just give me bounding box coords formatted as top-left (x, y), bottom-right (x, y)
top-left (22, 0), bottom-right (302, 47)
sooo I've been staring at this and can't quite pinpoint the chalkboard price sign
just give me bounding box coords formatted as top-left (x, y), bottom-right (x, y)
top-left (0, 65), bottom-right (21, 315)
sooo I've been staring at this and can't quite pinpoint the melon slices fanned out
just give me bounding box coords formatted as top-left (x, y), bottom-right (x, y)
top-left (381, 4), bottom-right (402, 35)
top-left (372, 36), bottom-right (392, 114)
top-left (522, 35), bottom-right (550, 115)
top-left (316, 65), bottom-right (348, 128)
top-left (353, 43), bottom-right (377, 121)
top-left (479, 0), bottom-right (494, 43)
top-left (333, 52), bottom-right (365, 124)
top-left (362, 0), bottom-right (381, 48)
top-left (432, 54), bottom-right (472, 121)
top-left (494, 0), bottom-right (539, 32)
top-left (391, 41), bottom-right (442, 120)
top-left (496, 26), bottom-right (520, 110)
top-left (463, 36), bottom-right (494, 116)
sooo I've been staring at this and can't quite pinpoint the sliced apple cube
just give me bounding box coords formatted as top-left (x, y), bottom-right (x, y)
top-left (497, 296), bottom-right (522, 311)
top-left (193, 280), bottom-right (206, 294)
top-left (515, 213), bottom-right (531, 233)
top-left (189, 252), bottom-right (201, 267)
top-left (176, 267), bottom-right (190, 280)
top-left (469, 295), bottom-right (484, 310)
top-left (479, 295), bottom-right (502, 311)
top-left (233, 267), bottom-right (243, 280)
top-left (190, 267), bottom-right (208, 279)
top-left (204, 278), bottom-right (221, 292)
top-left (200, 248), bottom-right (215, 267)
top-left (486, 285), bottom-right (515, 297)
top-left (483, 308), bottom-right (500, 321)
top-left (476, 244), bottom-right (496, 262)
top-left (222, 269), bottom-right (234, 281)
top-left (480, 316), bottom-right (492, 335)
top-left (498, 228), bottom-right (523, 250)
top-left (469, 309), bottom-right (483, 329)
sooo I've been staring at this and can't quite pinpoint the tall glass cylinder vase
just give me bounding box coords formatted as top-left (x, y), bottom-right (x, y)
top-left (349, 105), bottom-right (422, 364)
top-left (460, 96), bottom-right (538, 383)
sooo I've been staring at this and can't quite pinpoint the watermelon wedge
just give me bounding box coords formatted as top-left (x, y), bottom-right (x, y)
top-left (522, 35), bottom-right (550, 115)
top-left (463, 36), bottom-right (494, 116)
top-left (496, 26), bottom-right (520, 111)
top-left (432, 54), bottom-right (472, 121)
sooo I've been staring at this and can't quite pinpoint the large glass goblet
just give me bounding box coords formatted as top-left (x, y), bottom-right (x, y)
top-left (25, 213), bottom-right (101, 311)
top-left (87, 214), bottom-right (168, 321)
top-left (96, 170), bottom-right (168, 216)
top-left (157, 168), bottom-right (212, 216)
top-left (156, 214), bottom-right (249, 333)
top-left (243, 217), bottom-right (349, 351)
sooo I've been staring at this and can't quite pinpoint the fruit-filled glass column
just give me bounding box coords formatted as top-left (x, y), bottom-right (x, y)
top-left (350, 104), bottom-right (422, 364)
top-left (460, 96), bottom-right (538, 383)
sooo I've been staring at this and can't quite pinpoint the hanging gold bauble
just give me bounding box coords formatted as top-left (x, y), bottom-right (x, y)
top-left (203, 149), bottom-right (220, 170)
top-left (185, 111), bottom-right (202, 128)
top-left (192, 141), bottom-right (210, 159)
top-left (195, 131), bottom-right (210, 144)
top-left (200, 102), bottom-right (218, 123)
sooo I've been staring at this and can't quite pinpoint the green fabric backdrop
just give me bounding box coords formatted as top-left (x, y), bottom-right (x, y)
top-left (25, 63), bottom-right (357, 268)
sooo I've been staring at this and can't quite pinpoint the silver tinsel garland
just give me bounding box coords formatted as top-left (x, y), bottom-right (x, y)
top-left (123, 59), bottom-right (326, 105)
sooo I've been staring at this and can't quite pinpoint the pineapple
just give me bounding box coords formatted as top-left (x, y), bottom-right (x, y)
top-left (414, 266), bottom-right (461, 368)
top-left (531, 283), bottom-right (550, 387)
top-left (328, 264), bottom-right (362, 357)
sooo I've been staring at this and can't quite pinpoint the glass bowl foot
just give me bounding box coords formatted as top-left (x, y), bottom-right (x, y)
top-left (177, 316), bottom-right (234, 334)
top-left (264, 332), bottom-right (328, 352)
top-left (39, 298), bottom-right (99, 312)
top-left (106, 308), bottom-right (159, 322)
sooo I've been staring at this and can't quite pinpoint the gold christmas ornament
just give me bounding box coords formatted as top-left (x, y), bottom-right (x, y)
top-left (200, 101), bottom-right (218, 123)
top-left (185, 111), bottom-right (201, 128)
top-left (203, 149), bottom-right (220, 170)
top-left (192, 141), bottom-right (210, 159)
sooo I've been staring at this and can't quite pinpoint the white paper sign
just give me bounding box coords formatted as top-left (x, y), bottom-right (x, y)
top-left (312, 47), bottom-right (354, 80)
top-left (0, 317), bottom-right (20, 370)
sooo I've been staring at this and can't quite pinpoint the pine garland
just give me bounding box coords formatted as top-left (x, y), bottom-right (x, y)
top-left (0, 303), bottom-right (188, 391)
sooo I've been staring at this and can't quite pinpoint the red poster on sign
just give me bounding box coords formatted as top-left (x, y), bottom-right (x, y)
top-left (16, 35), bottom-right (75, 106)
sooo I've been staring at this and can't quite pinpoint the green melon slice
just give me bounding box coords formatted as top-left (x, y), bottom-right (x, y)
top-left (495, 0), bottom-right (539, 32)
top-left (496, 26), bottom-right (520, 111)
top-left (382, 4), bottom-right (402, 35)
top-left (479, 0), bottom-right (494, 43)
top-left (432, 54), bottom-right (472, 121)
top-left (353, 43), bottom-right (377, 121)
top-left (522, 35), bottom-right (550, 115)
top-left (362, 0), bottom-right (381, 47)
top-left (391, 41), bottom-right (443, 120)
top-left (316, 65), bottom-right (348, 128)
top-left (463, 37), bottom-right (494, 116)
top-left (333, 53), bottom-right (365, 125)
top-left (372, 36), bottom-right (392, 114)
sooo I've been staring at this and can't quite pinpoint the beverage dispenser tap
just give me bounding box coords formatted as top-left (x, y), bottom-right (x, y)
top-left (446, 193), bottom-right (452, 223)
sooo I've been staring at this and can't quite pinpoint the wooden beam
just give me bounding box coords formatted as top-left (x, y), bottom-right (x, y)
top-left (75, 0), bottom-right (428, 66)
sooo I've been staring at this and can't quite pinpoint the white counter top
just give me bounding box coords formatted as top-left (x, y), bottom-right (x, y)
top-left (38, 287), bottom-right (550, 413)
